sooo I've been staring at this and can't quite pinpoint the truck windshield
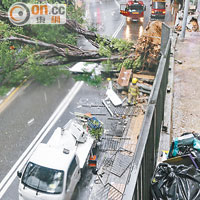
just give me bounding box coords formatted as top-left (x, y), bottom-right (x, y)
top-left (21, 162), bottom-right (64, 194)
top-left (128, 4), bottom-right (144, 12)
top-left (152, 2), bottom-right (165, 9)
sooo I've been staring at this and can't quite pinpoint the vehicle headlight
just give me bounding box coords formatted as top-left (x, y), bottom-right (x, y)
top-left (126, 17), bottom-right (131, 22)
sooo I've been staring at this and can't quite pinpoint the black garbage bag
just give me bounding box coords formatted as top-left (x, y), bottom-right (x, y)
top-left (151, 163), bottom-right (200, 200)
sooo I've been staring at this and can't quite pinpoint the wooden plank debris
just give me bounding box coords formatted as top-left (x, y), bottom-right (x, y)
top-left (117, 66), bottom-right (132, 87)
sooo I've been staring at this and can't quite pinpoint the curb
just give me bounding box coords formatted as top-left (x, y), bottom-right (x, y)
top-left (157, 30), bottom-right (178, 163)
top-left (0, 87), bottom-right (16, 106)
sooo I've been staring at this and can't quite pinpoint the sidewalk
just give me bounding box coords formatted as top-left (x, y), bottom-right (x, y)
top-left (172, 31), bottom-right (200, 136)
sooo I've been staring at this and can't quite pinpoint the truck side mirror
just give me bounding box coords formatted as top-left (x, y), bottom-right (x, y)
top-left (150, 4), bottom-right (152, 6)
top-left (144, 5), bottom-right (146, 11)
top-left (17, 171), bottom-right (22, 178)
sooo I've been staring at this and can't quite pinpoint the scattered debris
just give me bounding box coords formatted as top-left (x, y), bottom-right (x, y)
top-left (138, 83), bottom-right (152, 92)
top-left (69, 62), bottom-right (103, 75)
top-left (106, 89), bottom-right (122, 106)
top-left (175, 15), bottom-right (199, 32)
top-left (175, 59), bottom-right (182, 64)
top-left (72, 76), bottom-right (153, 199)
top-left (102, 99), bottom-right (114, 117)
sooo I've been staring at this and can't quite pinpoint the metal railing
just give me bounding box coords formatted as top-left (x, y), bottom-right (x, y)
top-left (122, 23), bottom-right (171, 200)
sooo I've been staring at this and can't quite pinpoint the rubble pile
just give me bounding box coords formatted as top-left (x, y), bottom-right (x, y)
top-left (134, 21), bottom-right (162, 71)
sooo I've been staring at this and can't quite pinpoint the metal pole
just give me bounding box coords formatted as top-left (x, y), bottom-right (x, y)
top-left (180, 0), bottom-right (190, 41)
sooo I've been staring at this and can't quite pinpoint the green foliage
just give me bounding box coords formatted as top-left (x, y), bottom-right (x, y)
top-left (66, 4), bottom-right (84, 24)
top-left (110, 38), bottom-right (134, 56)
top-left (115, 56), bottom-right (142, 71)
top-left (0, 1), bottom-right (84, 88)
top-left (132, 56), bottom-right (142, 70)
top-left (97, 35), bottom-right (135, 72)
top-left (29, 64), bottom-right (69, 85)
top-left (98, 39), bottom-right (112, 58)
top-left (0, 86), bottom-right (11, 96)
top-left (74, 72), bottom-right (102, 86)
top-left (101, 60), bottom-right (113, 72)
top-left (89, 127), bottom-right (103, 140)
top-left (28, 24), bottom-right (78, 45)
top-left (115, 58), bottom-right (134, 70)
top-left (0, 22), bottom-right (33, 86)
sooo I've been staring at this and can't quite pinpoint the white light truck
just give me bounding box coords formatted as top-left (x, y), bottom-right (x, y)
top-left (17, 119), bottom-right (95, 200)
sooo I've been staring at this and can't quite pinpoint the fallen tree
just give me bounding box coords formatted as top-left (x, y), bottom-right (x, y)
top-left (0, 1), bottom-right (163, 88)
top-left (0, 4), bottom-right (134, 86)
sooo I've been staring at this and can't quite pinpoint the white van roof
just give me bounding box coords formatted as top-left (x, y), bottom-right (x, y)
top-left (29, 119), bottom-right (95, 171)
top-left (29, 143), bottom-right (75, 171)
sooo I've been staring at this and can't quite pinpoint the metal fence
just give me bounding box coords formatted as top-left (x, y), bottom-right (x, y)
top-left (122, 23), bottom-right (171, 200)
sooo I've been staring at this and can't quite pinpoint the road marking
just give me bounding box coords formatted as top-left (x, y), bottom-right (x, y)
top-left (57, 79), bottom-right (61, 89)
top-left (6, 88), bottom-right (15, 97)
top-left (112, 18), bottom-right (125, 38)
top-left (114, 0), bottom-right (120, 8)
top-left (0, 80), bottom-right (29, 112)
top-left (27, 118), bottom-right (35, 126)
top-left (44, 91), bottom-right (47, 103)
top-left (0, 81), bottom-right (84, 199)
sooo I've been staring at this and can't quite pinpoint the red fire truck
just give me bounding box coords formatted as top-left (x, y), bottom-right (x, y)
top-left (120, 0), bottom-right (146, 22)
top-left (151, 0), bottom-right (166, 19)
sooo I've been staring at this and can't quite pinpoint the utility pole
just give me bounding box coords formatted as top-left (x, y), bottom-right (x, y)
top-left (180, 0), bottom-right (190, 41)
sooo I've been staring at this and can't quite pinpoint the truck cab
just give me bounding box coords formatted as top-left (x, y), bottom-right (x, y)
top-left (151, 0), bottom-right (166, 19)
top-left (120, 0), bottom-right (146, 22)
top-left (18, 119), bottom-right (95, 200)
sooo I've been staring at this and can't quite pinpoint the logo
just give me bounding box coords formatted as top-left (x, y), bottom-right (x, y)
top-left (8, 2), bottom-right (30, 26)
top-left (8, 2), bottom-right (66, 26)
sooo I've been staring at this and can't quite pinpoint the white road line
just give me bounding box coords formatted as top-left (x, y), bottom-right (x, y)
top-left (112, 18), bottom-right (125, 38)
top-left (57, 79), bottom-right (61, 89)
top-left (6, 88), bottom-right (15, 97)
top-left (112, 0), bottom-right (125, 39)
top-left (27, 118), bottom-right (35, 126)
top-left (0, 81), bottom-right (84, 199)
top-left (114, 0), bottom-right (120, 8)
top-left (44, 91), bottom-right (47, 103)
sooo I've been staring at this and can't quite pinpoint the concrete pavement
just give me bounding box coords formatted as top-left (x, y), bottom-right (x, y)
top-left (172, 30), bottom-right (200, 136)
top-left (158, 13), bottom-right (200, 162)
